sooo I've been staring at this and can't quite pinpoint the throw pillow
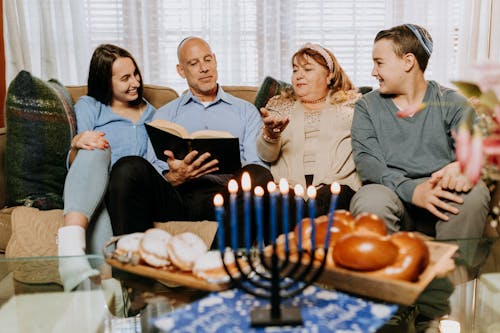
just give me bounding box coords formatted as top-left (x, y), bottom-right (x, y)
top-left (254, 76), bottom-right (290, 110)
top-left (5, 206), bottom-right (64, 258)
top-left (5, 70), bottom-right (76, 210)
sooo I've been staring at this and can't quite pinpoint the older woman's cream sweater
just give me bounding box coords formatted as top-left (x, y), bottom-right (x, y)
top-left (257, 93), bottom-right (361, 193)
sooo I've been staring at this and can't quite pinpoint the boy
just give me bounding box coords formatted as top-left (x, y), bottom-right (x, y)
top-left (350, 24), bottom-right (490, 239)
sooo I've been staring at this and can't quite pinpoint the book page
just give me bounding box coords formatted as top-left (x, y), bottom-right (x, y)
top-left (148, 119), bottom-right (189, 138)
top-left (191, 130), bottom-right (234, 139)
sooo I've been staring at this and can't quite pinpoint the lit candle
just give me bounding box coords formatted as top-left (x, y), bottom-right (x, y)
top-left (294, 184), bottom-right (304, 251)
top-left (307, 186), bottom-right (317, 250)
top-left (254, 186), bottom-right (264, 251)
top-left (228, 179), bottom-right (239, 250)
top-left (241, 172), bottom-right (252, 251)
top-left (324, 182), bottom-right (341, 249)
top-left (279, 178), bottom-right (290, 252)
top-left (267, 182), bottom-right (278, 244)
top-left (213, 194), bottom-right (225, 252)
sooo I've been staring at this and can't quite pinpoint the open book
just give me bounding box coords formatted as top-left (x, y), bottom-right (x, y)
top-left (145, 119), bottom-right (242, 174)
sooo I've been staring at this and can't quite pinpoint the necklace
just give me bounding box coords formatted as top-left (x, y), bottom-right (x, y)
top-left (300, 96), bottom-right (326, 104)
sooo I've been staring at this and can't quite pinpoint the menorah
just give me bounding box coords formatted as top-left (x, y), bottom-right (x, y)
top-left (213, 173), bottom-right (340, 327)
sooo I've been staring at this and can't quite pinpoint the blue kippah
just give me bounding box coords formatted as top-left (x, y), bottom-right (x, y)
top-left (405, 24), bottom-right (433, 56)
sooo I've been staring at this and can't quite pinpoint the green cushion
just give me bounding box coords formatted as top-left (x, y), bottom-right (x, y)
top-left (254, 76), bottom-right (290, 110)
top-left (5, 70), bottom-right (76, 210)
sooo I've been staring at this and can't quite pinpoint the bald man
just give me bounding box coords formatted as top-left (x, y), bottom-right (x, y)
top-left (106, 37), bottom-right (272, 247)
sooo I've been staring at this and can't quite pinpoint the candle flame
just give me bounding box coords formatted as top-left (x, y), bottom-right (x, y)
top-left (228, 179), bottom-right (238, 194)
top-left (267, 181), bottom-right (277, 193)
top-left (331, 182), bottom-right (341, 194)
top-left (254, 186), bottom-right (264, 196)
top-left (241, 172), bottom-right (251, 191)
top-left (294, 184), bottom-right (304, 197)
top-left (306, 185), bottom-right (316, 199)
top-left (213, 194), bottom-right (224, 206)
top-left (279, 178), bottom-right (289, 194)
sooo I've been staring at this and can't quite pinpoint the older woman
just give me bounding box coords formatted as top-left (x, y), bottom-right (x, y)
top-left (257, 43), bottom-right (361, 216)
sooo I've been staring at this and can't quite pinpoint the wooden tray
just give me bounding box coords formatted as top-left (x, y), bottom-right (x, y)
top-left (302, 240), bottom-right (458, 305)
top-left (103, 236), bottom-right (228, 292)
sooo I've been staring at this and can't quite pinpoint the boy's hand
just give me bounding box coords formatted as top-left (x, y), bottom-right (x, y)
top-left (429, 161), bottom-right (472, 193)
top-left (412, 180), bottom-right (463, 221)
top-left (163, 150), bottom-right (219, 186)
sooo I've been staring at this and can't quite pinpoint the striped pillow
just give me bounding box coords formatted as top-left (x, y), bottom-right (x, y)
top-left (5, 70), bottom-right (76, 210)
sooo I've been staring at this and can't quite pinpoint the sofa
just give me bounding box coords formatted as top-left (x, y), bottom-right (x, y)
top-left (0, 83), bottom-right (260, 257)
top-left (1, 80), bottom-right (498, 258)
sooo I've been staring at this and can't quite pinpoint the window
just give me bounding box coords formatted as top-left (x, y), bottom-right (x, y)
top-left (7, 0), bottom-right (466, 92)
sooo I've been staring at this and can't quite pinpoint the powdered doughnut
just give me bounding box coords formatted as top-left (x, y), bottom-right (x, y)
top-left (167, 232), bottom-right (208, 271)
top-left (193, 250), bottom-right (237, 283)
top-left (139, 228), bottom-right (172, 267)
top-left (116, 232), bottom-right (144, 255)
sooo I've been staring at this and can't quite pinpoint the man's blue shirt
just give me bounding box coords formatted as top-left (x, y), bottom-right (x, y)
top-left (148, 86), bottom-right (267, 174)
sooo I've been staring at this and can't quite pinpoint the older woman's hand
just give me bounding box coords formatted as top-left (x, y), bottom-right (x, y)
top-left (260, 107), bottom-right (290, 139)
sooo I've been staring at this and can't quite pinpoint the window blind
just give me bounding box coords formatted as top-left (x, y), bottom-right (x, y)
top-left (77, 0), bottom-right (464, 91)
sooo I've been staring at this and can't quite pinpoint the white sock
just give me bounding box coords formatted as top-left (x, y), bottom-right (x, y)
top-left (57, 226), bottom-right (99, 291)
top-left (58, 225), bottom-right (86, 256)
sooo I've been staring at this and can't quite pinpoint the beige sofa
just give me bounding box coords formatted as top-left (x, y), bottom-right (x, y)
top-left (0, 84), bottom-right (259, 255)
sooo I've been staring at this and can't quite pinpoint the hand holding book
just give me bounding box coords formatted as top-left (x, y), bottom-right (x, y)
top-left (163, 149), bottom-right (220, 186)
top-left (146, 119), bottom-right (242, 174)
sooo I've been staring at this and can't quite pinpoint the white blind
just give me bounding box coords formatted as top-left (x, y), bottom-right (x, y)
top-left (7, 0), bottom-right (465, 92)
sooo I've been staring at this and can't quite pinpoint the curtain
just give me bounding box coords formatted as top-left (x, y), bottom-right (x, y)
top-left (3, 0), bottom-right (482, 92)
top-left (4, 0), bottom-right (90, 84)
top-left (457, 0), bottom-right (500, 78)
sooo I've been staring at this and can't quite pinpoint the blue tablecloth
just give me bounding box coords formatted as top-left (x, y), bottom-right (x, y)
top-left (154, 285), bottom-right (397, 332)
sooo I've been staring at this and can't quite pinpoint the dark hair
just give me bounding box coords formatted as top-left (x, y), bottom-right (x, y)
top-left (87, 44), bottom-right (143, 105)
top-left (375, 24), bottom-right (433, 72)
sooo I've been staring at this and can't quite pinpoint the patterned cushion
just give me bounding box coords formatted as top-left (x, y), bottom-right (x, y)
top-left (5, 70), bottom-right (76, 209)
top-left (254, 76), bottom-right (290, 110)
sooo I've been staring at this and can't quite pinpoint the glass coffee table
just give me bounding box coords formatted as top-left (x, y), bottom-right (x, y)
top-left (1, 237), bottom-right (499, 333)
top-left (0, 255), bottom-right (209, 332)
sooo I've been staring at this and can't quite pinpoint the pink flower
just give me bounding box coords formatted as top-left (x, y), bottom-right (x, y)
top-left (455, 125), bottom-right (471, 171)
top-left (396, 103), bottom-right (426, 118)
top-left (464, 132), bottom-right (484, 185)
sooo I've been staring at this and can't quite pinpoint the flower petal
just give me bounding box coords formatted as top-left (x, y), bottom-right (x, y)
top-left (396, 103), bottom-right (426, 118)
top-left (455, 125), bottom-right (471, 171)
top-left (465, 133), bottom-right (484, 184)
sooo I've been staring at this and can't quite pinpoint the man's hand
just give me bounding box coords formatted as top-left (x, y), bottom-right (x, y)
top-left (429, 161), bottom-right (472, 193)
top-left (164, 150), bottom-right (219, 186)
top-left (412, 180), bottom-right (463, 221)
top-left (71, 130), bottom-right (109, 150)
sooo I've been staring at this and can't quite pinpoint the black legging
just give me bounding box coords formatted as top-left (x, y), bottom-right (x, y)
top-left (105, 156), bottom-right (274, 247)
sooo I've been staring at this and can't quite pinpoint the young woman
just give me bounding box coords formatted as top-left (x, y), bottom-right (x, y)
top-left (58, 44), bottom-right (155, 259)
top-left (257, 43), bottom-right (361, 218)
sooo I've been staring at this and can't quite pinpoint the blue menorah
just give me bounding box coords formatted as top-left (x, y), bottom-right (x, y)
top-left (213, 174), bottom-right (340, 327)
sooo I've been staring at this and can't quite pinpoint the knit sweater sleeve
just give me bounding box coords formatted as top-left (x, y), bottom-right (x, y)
top-left (351, 96), bottom-right (420, 203)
